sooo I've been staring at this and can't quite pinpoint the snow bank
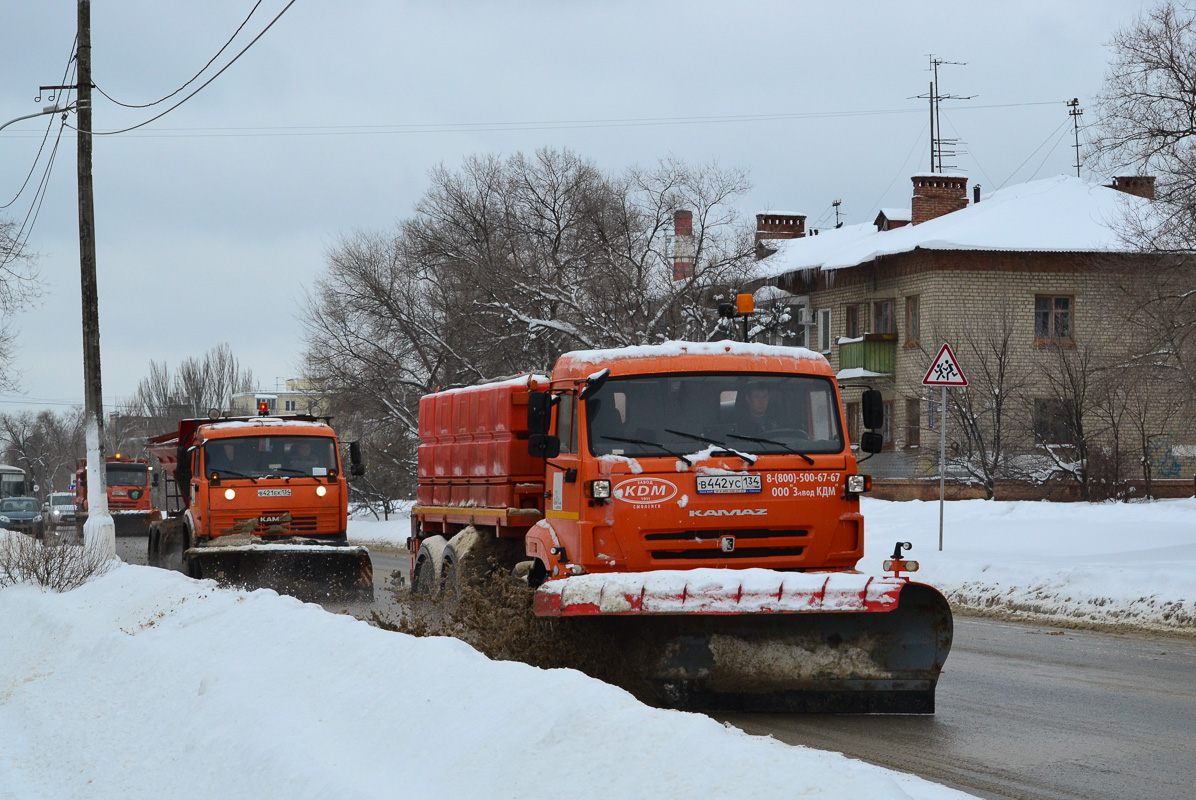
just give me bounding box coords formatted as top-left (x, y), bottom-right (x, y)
top-left (861, 497), bottom-right (1196, 631)
top-left (0, 566), bottom-right (971, 800)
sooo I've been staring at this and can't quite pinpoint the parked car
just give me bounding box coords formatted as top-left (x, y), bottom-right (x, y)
top-left (43, 491), bottom-right (76, 531)
top-left (0, 496), bottom-right (44, 538)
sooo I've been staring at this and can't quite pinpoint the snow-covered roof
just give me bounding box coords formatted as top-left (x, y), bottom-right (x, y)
top-left (755, 175), bottom-right (1150, 279)
top-left (876, 207), bottom-right (911, 222)
top-left (560, 340), bottom-right (823, 364)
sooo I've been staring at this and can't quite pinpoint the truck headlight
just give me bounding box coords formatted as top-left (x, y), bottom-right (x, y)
top-left (846, 474), bottom-right (871, 493)
top-left (224, 488), bottom-right (236, 500)
top-left (585, 479), bottom-right (611, 499)
top-left (316, 485), bottom-right (327, 497)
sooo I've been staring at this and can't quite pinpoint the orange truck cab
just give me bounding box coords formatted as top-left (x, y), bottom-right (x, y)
top-left (74, 455), bottom-right (154, 536)
top-left (412, 341), bottom-right (876, 583)
top-left (145, 414), bottom-right (373, 600)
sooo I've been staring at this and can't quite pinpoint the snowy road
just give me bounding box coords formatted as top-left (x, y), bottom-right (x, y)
top-left (722, 618), bottom-right (1196, 800)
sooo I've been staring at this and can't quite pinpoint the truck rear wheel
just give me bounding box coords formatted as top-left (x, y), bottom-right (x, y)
top-left (444, 526), bottom-right (524, 595)
top-left (412, 535), bottom-right (447, 596)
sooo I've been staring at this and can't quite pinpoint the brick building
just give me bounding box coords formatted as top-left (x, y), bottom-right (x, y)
top-left (750, 173), bottom-right (1193, 489)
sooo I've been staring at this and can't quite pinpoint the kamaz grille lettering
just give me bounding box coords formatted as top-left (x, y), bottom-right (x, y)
top-left (688, 508), bottom-right (767, 517)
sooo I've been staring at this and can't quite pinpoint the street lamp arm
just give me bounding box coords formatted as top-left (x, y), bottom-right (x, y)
top-left (0, 104), bottom-right (74, 134)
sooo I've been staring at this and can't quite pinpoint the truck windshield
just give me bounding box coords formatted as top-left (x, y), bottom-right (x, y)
top-left (106, 467), bottom-right (147, 487)
top-left (585, 373), bottom-right (844, 458)
top-left (205, 435), bottom-right (338, 478)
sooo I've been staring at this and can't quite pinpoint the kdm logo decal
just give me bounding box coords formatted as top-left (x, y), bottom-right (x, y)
top-left (614, 477), bottom-right (678, 505)
top-left (688, 508), bottom-right (767, 517)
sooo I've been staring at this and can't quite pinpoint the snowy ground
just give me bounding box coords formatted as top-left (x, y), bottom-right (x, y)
top-left (2, 498), bottom-right (1193, 798)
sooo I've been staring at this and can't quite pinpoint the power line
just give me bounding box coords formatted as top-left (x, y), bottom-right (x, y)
top-left (0, 119), bottom-right (67, 272)
top-left (1, 37), bottom-right (77, 209)
top-left (87, 0), bottom-right (297, 136)
top-left (43, 99), bottom-right (1070, 140)
top-left (996, 118), bottom-right (1071, 189)
top-left (93, 0), bottom-right (266, 109)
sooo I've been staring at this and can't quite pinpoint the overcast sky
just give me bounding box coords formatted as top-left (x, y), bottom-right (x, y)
top-left (0, 0), bottom-right (1146, 415)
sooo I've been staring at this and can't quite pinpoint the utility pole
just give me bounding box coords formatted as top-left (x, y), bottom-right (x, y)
top-left (1068, 98), bottom-right (1084, 178)
top-left (77, 0), bottom-right (114, 558)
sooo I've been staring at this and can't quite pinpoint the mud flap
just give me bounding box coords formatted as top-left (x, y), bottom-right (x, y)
top-left (185, 544), bottom-right (375, 602)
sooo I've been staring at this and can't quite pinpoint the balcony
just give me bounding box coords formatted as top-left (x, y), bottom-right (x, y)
top-left (836, 333), bottom-right (896, 380)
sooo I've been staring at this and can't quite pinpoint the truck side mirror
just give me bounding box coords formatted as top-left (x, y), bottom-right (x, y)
top-left (349, 441), bottom-right (366, 477)
top-left (527, 391), bottom-right (556, 434)
top-left (528, 433), bottom-right (561, 460)
top-left (859, 431), bottom-right (884, 454)
top-left (861, 389), bottom-right (884, 431)
top-left (578, 368), bottom-right (610, 402)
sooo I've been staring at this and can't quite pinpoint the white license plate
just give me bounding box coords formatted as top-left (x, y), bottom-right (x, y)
top-left (257, 488), bottom-right (291, 497)
top-left (696, 474), bottom-right (762, 494)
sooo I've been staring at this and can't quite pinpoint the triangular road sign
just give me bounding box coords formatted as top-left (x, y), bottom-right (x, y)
top-left (922, 343), bottom-right (968, 386)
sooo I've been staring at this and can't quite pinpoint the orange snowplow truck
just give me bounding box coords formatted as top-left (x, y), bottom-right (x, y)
top-left (410, 341), bottom-right (952, 713)
top-left (74, 455), bottom-right (154, 536)
top-left (144, 413), bottom-right (373, 601)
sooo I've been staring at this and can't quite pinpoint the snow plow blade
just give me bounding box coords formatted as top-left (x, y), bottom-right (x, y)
top-left (534, 570), bottom-right (952, 714)
top-left (184, 542), bottom-right (375, 602)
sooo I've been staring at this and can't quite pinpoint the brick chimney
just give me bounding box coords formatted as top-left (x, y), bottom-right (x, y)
top-left (1108, 176), bottom-right (1156, 200)
top-left (910, 174), bottom-right (969, 225)
top-left (754, 213), bottom-right (806, 243)
top-left (673, 210), bottom-right (694, 281)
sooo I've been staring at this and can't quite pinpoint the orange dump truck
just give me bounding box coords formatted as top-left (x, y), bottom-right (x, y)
top-left (144, 413), bottom-right (373, 601)
top-left (74, 456), bottom-right (154, 536)
top-left (410, 341), bottom-right (952, 713)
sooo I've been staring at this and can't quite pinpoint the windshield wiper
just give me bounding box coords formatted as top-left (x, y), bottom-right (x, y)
top-left (270, 467), bottom-right (320, 477)
top-left (664, 429), bottom-right (757, 466)
top-left (601, 435), bottom-right (692, 466)
top-left (726, 433), bottom-right (816, 465)
top-left (211, 469), bottom-right (258, 482)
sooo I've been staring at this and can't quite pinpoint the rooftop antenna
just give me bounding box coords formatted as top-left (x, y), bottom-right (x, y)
top-left (916, 56), bottom-right (974, 172)
top-left (1067, 98), bottom-right (1083, 178)
top-left (832, 199), bottom-right (843, 228)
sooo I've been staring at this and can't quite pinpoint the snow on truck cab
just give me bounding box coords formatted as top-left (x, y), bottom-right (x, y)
top-left (410, 341), bottom-right (952, 714)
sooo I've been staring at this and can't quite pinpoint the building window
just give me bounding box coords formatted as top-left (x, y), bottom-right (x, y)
top-left (844, 305), bottom-right (859, 338)
top-left (1034, 399), bottom-right (1074, 444)
top-left (284, 400), bottom-right (297, 412)
top-left (905, 295), bottom-right (920, 346)
top-left (1035, 296), bottom-right (1073, 343)
top-left (846, 401), bottom-right (860, 445)
top-left (818, 309), bottom-right (832, 353)
top-left (906, 398), bottom-right (920, 447)
top-left (874, 300), bottom-right (895, 335)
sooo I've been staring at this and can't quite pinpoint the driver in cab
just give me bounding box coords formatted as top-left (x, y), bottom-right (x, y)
top-left (735, 380), bottom-right (781, 436)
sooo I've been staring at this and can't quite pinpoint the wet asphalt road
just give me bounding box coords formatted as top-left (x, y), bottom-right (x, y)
top-left (114, 533), bottom-right (1196, 799)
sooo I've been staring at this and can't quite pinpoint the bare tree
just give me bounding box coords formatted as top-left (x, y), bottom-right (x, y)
top-left (0, 408), bottom-right (85, 498)
top-left (1092, 3), bottom-right (1196, 401)
top-left (0, 218), bottom-right (43, 391)
top-left (924, 303), bottom-right (1032, 498)
top-left (126, 343), bottom-right (256, 427)
top-left (302, 149), bottom-right (758, 500)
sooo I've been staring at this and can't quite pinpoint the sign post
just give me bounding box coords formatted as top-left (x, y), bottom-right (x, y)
top-left (922, 343), bottom-right (967, 551)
